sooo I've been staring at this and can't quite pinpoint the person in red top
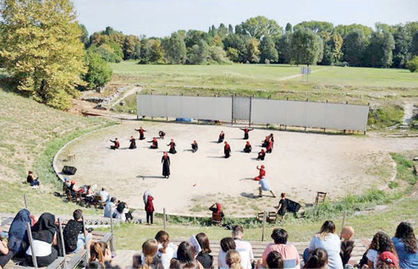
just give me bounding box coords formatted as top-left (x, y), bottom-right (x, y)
top-left (224, 141), bottom-right (231, 158)
top-left (262, 136), bottom-right (270, 147)
top-left (135, 127), bottom-right (146, 140)
top-left (144, 193), bottom-right (154, 224)
top-left (129, 136), bottom-right (136, 149)
top-left (243, 141), bottom-right (252, 153)
top-left (257, 149), bottom-right (266, 161)
top-left (218, 131), bottom-right (225, 143)
top-left (241, 127), bottom-right (254, 140)
top-left (266, 139), bottom-right (273, 153)
top-left (109, 138), bottom-right (119, 150)
top-left (168, 139), bottom-right (177, 154)
top-left (254, 165), bottom-right (266, 181)
top-left (150, 137), bottom-right (158, 149)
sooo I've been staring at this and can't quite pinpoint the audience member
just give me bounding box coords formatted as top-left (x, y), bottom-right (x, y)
top-left (218, 237), bottom-right (236, 269)
top-left (364, 231), bottom-right (398, 269)
top-left (144, 192), bottom-right (155, 225)
top-left (340, 226), bottom-right (355, 267)
top-left (261, 228), bottom-right (299, 268)
top-left (308, 220), bottom-right (343, 269)
top-left (8, 209), bottom-right (31, 258)
top-left (155, 231), bottom-right (177, 269)
top-left (98, 188), bottom-right (109, 203)
top-left (26, 171), bottom-right (39, 187)
top-left (376, 251), bottom-right (399, 269)
top-left (113, 202), bottom-right (130, 222)
top-left (304, 248), bottom-right (328, 269)
top-left (25, 213), bottom-right (58, 267)
top-left (265, 251), bottom-right (284, 269)
top-left (133, 239), bottom-right (163, 269)
top-left (89, 241), bottom-right (113, 267)
top-left (226, 249), bottom-right (243, 269)
top-left (63, 209), bottom-right (91, 254)
top-left (170, 241), bottom-right (203, 269)
top-left (0, 228), bottom-right (12, 268)
top-left (104, 197), bottom-right (117, 218)
top-left (232, 225), bottom-right (254, 269)
top-left (195, 233), bottom-right (213, 269)
top-left (392, 222), bottom-right (417, 269)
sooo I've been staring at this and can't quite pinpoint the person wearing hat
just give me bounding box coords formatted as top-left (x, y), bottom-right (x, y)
top-left (135, 126), bottom-right (146, 140)
top-left (224, 141), bottom-right (231, 158)
top-left (257, 149), bottom-right (266, 161)
top-left (129, 136), bottom-right (137, 149)
top-left (150, 137), bottom-right (158, 149)
top-left (254, 165), bottom-right (265, 181)
top-left (377, 251), bottom-right (399, 268)
top-left (109, 138), bottom-right (119, 150)
top-left (243, 141), bottom-right (252, 153)
top-left (168, 139), bottom-right (177, 154)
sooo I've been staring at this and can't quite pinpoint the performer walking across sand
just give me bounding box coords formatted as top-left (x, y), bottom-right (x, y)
top-left (161, 152), bottom-right (170, 178)
top-left (241, 127), bottom-right (254, 140)
top-left (254, 165), bottom-right (265, 181)
top-left (258, 177), bottom-right (276, 198)
top-left (168, 139), bottom-right (177, 154)
top-left (224, 141), bottom-right (231, 158)
top-left (110, 138), bottom-right (120, 150)
top-left (135, 127), bottom-right (146, 140)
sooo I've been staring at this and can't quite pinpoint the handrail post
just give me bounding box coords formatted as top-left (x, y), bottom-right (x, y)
top-left (82, 218), bottom-right (89, 265)
top-left (163, 208), bottom-right (167, 231)
top-left (261, 211), bottom-right (266, 242)
top-left (24, 194), bottom-right (28, 209)
top-left (58, 218), bottom-right (67, 269)
top-left (26, 223), bottom-right (38, 268)
top-left (110, 216), bottom-right (115, 256)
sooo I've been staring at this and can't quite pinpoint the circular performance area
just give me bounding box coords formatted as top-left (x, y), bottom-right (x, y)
top-left (56, 121), bottom-right (415, 217)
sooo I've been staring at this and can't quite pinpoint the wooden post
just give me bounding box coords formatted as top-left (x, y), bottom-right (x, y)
top-left (24, 194), bottom-right (28, 209)
top-left (82, 218), bottom-right (89, 264)
top-left (163, 208), bottom-right (167, 231)
top-left (110, 216), bottom-right (115, 255)
top-left (58, 218), bottom-right (66, 263)
top-left (261, 211), bottom-right (266, 242)
top-left (340, 210), bottom-right (347, 237)
top-left (26, 223), bottom-right (38, 268)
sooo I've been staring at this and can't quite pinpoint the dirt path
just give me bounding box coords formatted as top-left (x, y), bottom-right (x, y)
top-left (110, 86), bottom-right (142, 108)
top-left (402, 102), bottom-right (415, 126)
top-left (277, 68), bottom-right (325, 81)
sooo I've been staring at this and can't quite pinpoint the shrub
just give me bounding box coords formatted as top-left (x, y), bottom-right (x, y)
top-left (406, 56), bottom-right (418, 72)
top-left (367, 104), bottom-right (404, 128)
top-left (83, 50), bottom-right (113, 90)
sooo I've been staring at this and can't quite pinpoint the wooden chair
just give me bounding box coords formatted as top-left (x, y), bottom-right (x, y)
top-left (211, 213), bottom-right (222, 226)
top-left (315, 192), bottom-right (327, 205)
top-left (257, 211), bottom-right (277, 223)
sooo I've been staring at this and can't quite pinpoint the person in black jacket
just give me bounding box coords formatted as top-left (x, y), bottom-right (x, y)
top-left (63, 209), bottom-right (91, 254)
top-left (196, 233), bottom-right (213, 268)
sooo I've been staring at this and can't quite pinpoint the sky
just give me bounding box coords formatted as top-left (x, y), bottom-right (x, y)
top-left (73, 0), bottom-right (418, 37)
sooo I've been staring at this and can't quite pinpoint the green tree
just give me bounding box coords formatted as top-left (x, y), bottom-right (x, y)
top-left (285, 23), bottom-right (293, 33)
top-left (123, 35), bottom-right (141, 60)
top-left (166, 32), bottom-right (187, 64)
top-left (208, 46), bottom-right (230, 64)
top-left (342, 29), bottom-right (366, 66)
top-left (79, 24), bottom-right (89, 47)
top-left (237, 16), bottom-right (282, 39)
top-left (0, 0), bottom-right (86, 110)
top-left (363, 31), bottom-right (395, 67)
top-left (187, 40), bottom-right (210, 64)
top-left (334, 24), bottom-right (372, 39)
top-left (260, 36), bottom-right (278, 63)
top-left (223, 34), bottom-right (249, 62)
top-left (392, 26), bottom-right (411, 68)
top-left (290, 29), bottom-right (323, 65)
top-left (246, 38), bottom-right (261, 63)
top-left (332, 33), bottom-right (343, 63)
top-left (141, 39), bottom-right (165, 64)
top-left (412, 32), bottom-right (418, 56)
top-left (83, 49), bottom-right (113, 90)
top-left (294, 21), bottom-right (333, 33)
top-left (406, 56), bottom-right (418, 72)
top-left (226, 47), bottom-right (240, 62)
top-left (275, 34), bottom-right (292, 64)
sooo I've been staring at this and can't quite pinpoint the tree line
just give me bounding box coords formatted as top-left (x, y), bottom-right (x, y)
top-left (84, 17), bottom-right (418, 68)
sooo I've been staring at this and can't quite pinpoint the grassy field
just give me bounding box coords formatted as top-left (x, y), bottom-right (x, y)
top-left (0, 87), bottom-right (116, 214)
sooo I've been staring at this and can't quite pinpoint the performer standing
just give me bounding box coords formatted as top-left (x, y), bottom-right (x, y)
top-left (218, 131), bottom-right (225, 143)
top-left (191, 140), bottom-right (198, 153)
top-left (168, 139), bottom-right (177, 154)
top-left (241, 127), bottom-right (254, 140)
top-left (258, 177), bottom-right (276, 198)
top-left (110, 138), bottom-right (120, 150)
top-left (161, 152), bottom-right (170, 179)
top-left (135, 127), bottom-right (146, 140)
top-left (129, 136), bottom-right (136, 149)
top-left (243, 141), bottom-right (252, 153)
top-left (257, 149), bottom-right (266, 161)
top-left (150, 137), bottom-right (158, 149)
top-left (159, 130), bottom-right (166, 140)
top-left (254, 165), bottom-right (265, 181)
top-left (224, 141), bottom-right (231, 158)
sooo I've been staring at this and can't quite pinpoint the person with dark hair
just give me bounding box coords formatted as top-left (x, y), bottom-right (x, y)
top-left (241, 127), bottom-right (254, 140)
top-left (243, 141), bottom-right (252, 153)
top-left (261, 228), bottom-right (299, 268)
top-left (266, 251), bottom-right (284, 268)
top-left (365, 231), bottom-right (398, 269)
top-left (308, 221), bottom-right (342, 269)
top-left (155, 231), bottom-right (177, 269)
top-left (392, 222), bottom-right (417, 269)
top-left (25, 213), bottom-right (58, 267)
top-left (277, 193), bottom-right (288, 222)
top-left (232, 225), bottom-right (253, 269)
top-left (161, 152), bottom-right (170, 179)
top-left (304, 248), bottom-right (328, 269)
top-left (340, 226), bottom-right (355, 267)
top-left (135, 127), bottom-right (146, 140)
top-left (191, 140), bottom-right (198, 153)
top-left (218, 238), bottom-right (236, 268)
top-left (104, 197), bottom-right (117, 218)
top-left (159, 131), bottom-right (166, 140)
top-left (168, 139), bottom-right (177, 154)
top-left (8, 209), bottom-right (31, 258)
top-left (132, 239), bottom-right (163, 269)
top-left (98, 188), bottom-right (109, 203)
top-left (195, 233), bottom-right (213, 268)
top-left (144, 193), bottom-right (155, 225)
top-left (218, 131), bottom-right (225, 143)
top-left (129, 136), bottom-right (137, 149)
top-left (257, 149), bottom-right (266, 161)
top-left (150, 137), bottom-right (158, 149)
top-left (170, 241), bottom-right (203, 269)
top-left (63, 209), bottom-right (91, 254)
top-left (109, 138), bottom-right (119, 150)
top-left (224, 141), bottom-right (231, 158)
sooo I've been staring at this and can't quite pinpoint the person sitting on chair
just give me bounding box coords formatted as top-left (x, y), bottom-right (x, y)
top-left (191, 140), bottom-right (198, 153)
top-left (110, 138), bottom-right (119, 150)
top-left (159, 130), bottom-right (166, 140)
top-left (129, 136), bottom-right (137, 149)
top-left (168, 139), bottom-right (177, 154)
top-left (150, 137), bottom-right (158, 149)
top-left (218, 131), bottom-right (225, 143)
top-left (243, 141), bottom-right (252, 153)
top-left (209, 203), bottom-right (224, 222)
top-left (257, 149), bottom-right (266, 161)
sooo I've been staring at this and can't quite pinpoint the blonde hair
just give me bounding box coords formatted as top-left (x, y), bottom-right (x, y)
top-left (90, 242), bottom-right (108, 265)
top-left (142, 239), bottom-right (158, 268)
top-left (226, 250), bottom-right (242, 269)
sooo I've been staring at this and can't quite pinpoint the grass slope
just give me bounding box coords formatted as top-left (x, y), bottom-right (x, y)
top-left (0, 88), bottom-right (115, 214)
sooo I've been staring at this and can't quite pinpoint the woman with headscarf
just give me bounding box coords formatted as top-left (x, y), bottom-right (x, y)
top-left (150, 137), bottom-right (158, 149)
top-left (129, 136), bottom-right (137, 149)
top-left (8, 209), bottom-right (31, 258)
top-left (161, 152), bottom-right (170, 179)
top-left (167, 139), bottom-right (177, 154)
top-left (145, 194), bottom-right (155, 225)
top-left (25, 213), bottom-right (58, 267)
top-left (243, 141), bottom-right (252, 153)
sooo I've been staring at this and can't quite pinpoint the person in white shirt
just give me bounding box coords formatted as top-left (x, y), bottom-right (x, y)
top-left (98, 188), bottom-right (109, 203)
top-left (155, 230), bottom-right (177, 269)
top-left (104, 197), bottom-right (116, 218)
top-left (232, 225), bottom-right (254, 269)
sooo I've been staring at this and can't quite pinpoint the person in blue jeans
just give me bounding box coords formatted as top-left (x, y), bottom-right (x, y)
top-left (258, 177), bottom-right (276, 198)
top-left (392, 222), bottom-right (417, 269)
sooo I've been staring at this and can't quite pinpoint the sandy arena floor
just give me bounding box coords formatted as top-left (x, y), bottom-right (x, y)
top-left (56, 121), bottom-right (417, 216)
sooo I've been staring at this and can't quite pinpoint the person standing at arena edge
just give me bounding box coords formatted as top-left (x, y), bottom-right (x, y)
top-left (254, 165), bottom-right (265, 181)
top-left (241, 127), bottom-right (254, 140)
top-left (224, 141), bottom-right (231, 158)
top-left (135, 127), bottom-right (146, 140)
top-left (168, 139), bottom-right (177, 154)
top-left (143, 191), bottom-right (155, 224)
top-left (161, 152), bottom-right (170, 179)
top-left (277, 193), bottom-right (288, 222)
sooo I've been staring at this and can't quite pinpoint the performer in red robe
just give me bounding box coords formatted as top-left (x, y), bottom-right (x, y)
top-left (129, 136), bottom-right (136, 149)
top-left (161, 152), bottom-right (170, 179)
top-left (266, 139), bottom-right (273, 153)
top-left (191, 140), bottom-right (198, 153)
top-left (110, 138), bottom-right (120, 150)
top-left (168, 139), bottom-right (177, 154)
top-left (262, 136), bottom-right (270, 147)
top-left (224, 141), bottom-right (231, 158)
top-left (254, 165), bottom-right (265, 181)
top-left (218, 131), bottom-right (225, 143)
top-left (135, 127), bottom-right (146, 140)
top-left (241, 127), bottom-right (254, 140)
top-left (150, 137), bottom-right (158, 149)
top-left (243, 141), bottom-right (252, 153)
top-left (257, 149), bottom-right (266, 161)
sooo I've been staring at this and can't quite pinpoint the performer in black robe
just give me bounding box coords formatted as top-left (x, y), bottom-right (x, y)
top-left (159, 130), bottom-right (166, 140)
top-left (168, 139), bottom-right (177, 154)
top-left (257, 149), bottom-right (266, 161)
top-left (191, 140), bottom-right (198, 153)
top-left (241, 127), bottom-right (254, 140)
top-left (110, 138), bottom-right (120, 150)
top-left (224, 141), bottom-right (231, 158)
top-left (150, 137), bottom-right (158, 149)
top-left (218, 131), bottom-right (225, 143)
top-left (161, 152), bottom-right (170, 178)
top-left (129, 136), bottom-right (136, 149)
top-left (262, 136), bottom-right (270, 147)
top-left (135, 127), bottom-right (146, 140)
top-left (243, 141), bottom-right (252, 153)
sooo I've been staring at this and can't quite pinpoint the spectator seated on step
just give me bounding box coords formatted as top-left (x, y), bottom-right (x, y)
top-left (261, 228), bottom-right (299, 269)
top-left (132, 239), bottom-right (163, 269)
top-left (63, 209), bottom-right (92, 254)
top-left (104, 197), bottom-right (117, 218)
top-left (392, 222), bottom-right (417, 269)
top-left (155, 230), bottom-right (177, 269)
top-left (340, 226), bottom-right (355, 267)
top-left (89, 241), bottom-right (115, 268)
top-left (98, 188), bottom-right (109, 203)
top-left (232, 225), bottom-right (254, 269)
